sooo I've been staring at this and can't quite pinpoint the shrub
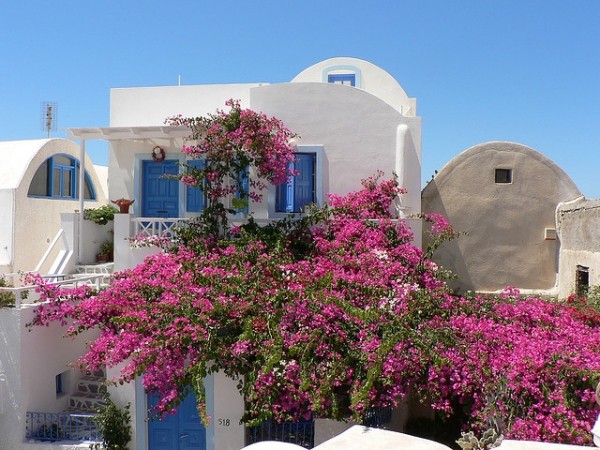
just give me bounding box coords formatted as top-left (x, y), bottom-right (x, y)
top-left (84, 205), bottom-right (119, 225)
top-left (90, 394), bottom-right (131, 450)
top-left (0, 277), bottom-right (16, 308)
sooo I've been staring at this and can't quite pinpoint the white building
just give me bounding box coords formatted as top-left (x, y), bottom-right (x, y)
top-left (0, 138), bottom-right (108, 450)
top-left (0, 138), bottom-right (107, 275)
top-left (0, 57), bottom-right (422, 450)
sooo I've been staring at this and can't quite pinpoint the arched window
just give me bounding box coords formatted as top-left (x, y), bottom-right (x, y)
top-left (28, 154), bottom-right (96, 200)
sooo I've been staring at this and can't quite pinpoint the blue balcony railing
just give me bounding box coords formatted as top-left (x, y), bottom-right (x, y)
top-left (362, 406), bottom-right (392, 428)
top-left (26, 411), bottom-right (101, 442)
top-left (245, 407), bottom-right (392, 449)
top-left (247, 420), bottom-right (315, 449)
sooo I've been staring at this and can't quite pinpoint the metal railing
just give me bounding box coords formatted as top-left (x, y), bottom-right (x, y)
top-left (133, 217), bottom-right (189, 238)
top-left (26, 411), bottom-right (100, 442)
top-left (131, 216), bottom-right (277, 239)
top-left (246, 407), bottom-right (392, 449)
top-left (0, 273), bottom-right (105, 308)
top-left (247, 420), bottom-right (315, 449)
top-left (362, 407), bottom-right (392, 428)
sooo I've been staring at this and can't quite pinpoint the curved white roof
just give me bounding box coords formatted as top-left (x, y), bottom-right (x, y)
top-left (0, 138), bottom-right (76, 190)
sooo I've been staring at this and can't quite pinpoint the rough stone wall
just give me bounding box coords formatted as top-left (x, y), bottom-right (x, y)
top-left (556, 198), bottom-right (600, 298)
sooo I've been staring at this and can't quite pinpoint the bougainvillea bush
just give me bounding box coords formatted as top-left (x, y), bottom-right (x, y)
top-left (31, 174), bottom-right (456, 425)
top-left (28, 102), bottom-right (600, 444)
top-left (425, 290), bottom-right (600, 445)
top-left (30, 176), bottom-right (600, 443)
top-left (166, 99), bottom-right (297, 234)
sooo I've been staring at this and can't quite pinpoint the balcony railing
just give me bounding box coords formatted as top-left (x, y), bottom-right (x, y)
top-left (26, 411), bottom-right (100, 442)
top-left (247, 420), bottom-right (315, 449)
top-left (133, 217), bottom-right (190, 238)
top-left (0, 273), bottom-right (105, 308)
top-left (130, 216), bottom-right (277, 239)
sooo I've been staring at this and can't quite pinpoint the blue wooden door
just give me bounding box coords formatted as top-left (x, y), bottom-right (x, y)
top-left (142, 160), bottom-right (179, 217)
top-left (148, 391), bottom-right (206, 450)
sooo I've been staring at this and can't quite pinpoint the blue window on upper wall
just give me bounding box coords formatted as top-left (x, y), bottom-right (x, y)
top-left (276, 153), bottom-right (316, 213)
top-left (28, 154), bottom-right (96, 200)
top-left (186, 159), bottom-right (206, 213)
top-left (328, 73), bottom-right (356, 86)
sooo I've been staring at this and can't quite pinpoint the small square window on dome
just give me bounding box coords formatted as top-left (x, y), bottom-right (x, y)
top-left (495, 168), bottom-right (512, 184)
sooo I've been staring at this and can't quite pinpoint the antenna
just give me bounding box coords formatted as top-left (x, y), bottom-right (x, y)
top-left (41, 101), bottom-right (58, 137)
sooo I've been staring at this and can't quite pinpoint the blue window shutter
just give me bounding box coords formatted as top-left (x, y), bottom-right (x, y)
top-left (293, 153), bottom-right (315, 212)
top-left (186, 159), bottom-right (206, 212)
top-left (275, 153), bottom-right (315, 213)
top-left (276, 181), bottom-right (288, 212)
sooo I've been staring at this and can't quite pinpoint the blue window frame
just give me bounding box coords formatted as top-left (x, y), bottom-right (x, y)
top-left (52, 156), bottom-right (75, 197)
top-left (328, 73), bottom-right (356, 86)
top-left (276, 153), bottom-right (316, 213)
top-left (185, 160), bottom-right (250, 215)
top-left (28, 154), bottom-right (96, 200)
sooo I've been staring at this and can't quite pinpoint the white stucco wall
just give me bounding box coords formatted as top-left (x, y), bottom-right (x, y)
top-left (0, 303), bottom-right (97, 450)
top-left (110, 84), bottom-right (262, 127)
top-left (93, 164), bottom-right (109, 199)
top-left (422, 141), bottom-right (582, 293)
top-left (0, 190), bottom-right (14, 269)
top-left (0, 307), bottom-right (23, 449)
top-left (79, 215), bottom-right (115, 265)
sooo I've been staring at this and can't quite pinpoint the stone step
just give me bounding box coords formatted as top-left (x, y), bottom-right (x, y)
top-left (68, 393), bottom-right (106, 412)
top-left (84, 367), bottom-right (106, 379)
top-left (74, 263), bottom-right (114, 287)
top-left (76, 375), bottom-right (107, 397)
top-left (62, 367), bottom-right (107, 414)
top-left (75, 263), bottom-right (114, 275)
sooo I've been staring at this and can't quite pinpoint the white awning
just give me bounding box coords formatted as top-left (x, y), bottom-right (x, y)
top-left (67, 125), bottom-right (191, 141)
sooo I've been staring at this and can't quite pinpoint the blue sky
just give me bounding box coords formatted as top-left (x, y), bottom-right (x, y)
top-left (2, 1), bottom-right (600, 197)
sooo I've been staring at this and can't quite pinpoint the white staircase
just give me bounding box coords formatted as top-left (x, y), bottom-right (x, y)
top-left (75, 263), bottom-right (114, 287)
top-left (65, 368), bottom-right (107, 413)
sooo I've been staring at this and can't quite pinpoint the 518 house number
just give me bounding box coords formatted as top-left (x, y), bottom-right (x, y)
top-left (218, 418), bottom-right (231, 427)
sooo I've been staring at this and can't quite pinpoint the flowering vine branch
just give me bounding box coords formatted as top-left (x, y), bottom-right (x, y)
top-left (166, 99), bottom-right (298, 234)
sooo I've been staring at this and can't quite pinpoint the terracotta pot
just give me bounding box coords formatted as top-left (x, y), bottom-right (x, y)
top-left (112, 199), bottom-right (135, 214)
top-left (96, 253), bottom-right (110, 263)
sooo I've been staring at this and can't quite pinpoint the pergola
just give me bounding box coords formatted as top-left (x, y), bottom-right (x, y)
top-left (67, 125), bottom-right (190, 263)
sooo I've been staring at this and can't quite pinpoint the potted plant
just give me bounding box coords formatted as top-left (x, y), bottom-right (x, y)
top-left (112, 198), bottom-right (135, 214)
top-left (96, 240), bottom-right (114, 263)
